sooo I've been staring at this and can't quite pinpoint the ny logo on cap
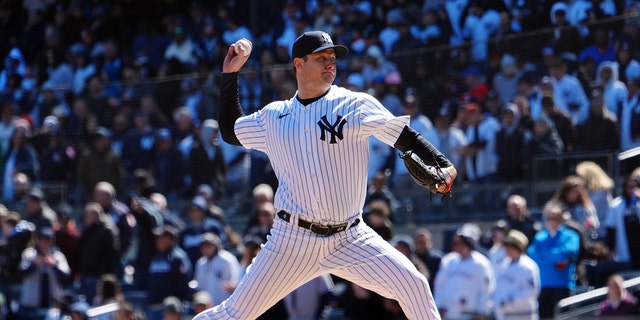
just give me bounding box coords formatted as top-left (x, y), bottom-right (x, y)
top-left (321, 32), bottom-right (332, 44)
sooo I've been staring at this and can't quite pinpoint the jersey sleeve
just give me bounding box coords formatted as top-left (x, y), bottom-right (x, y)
top-left (234, 112), bottom-right (267, 153)
top-left (359, 94), bottom-right (410, 146)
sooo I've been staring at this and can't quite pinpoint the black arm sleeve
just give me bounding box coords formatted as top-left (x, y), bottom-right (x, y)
top-left (393, 126), bottom-right (453, 168)
top-left (218, 72), bottom-right (245, 146)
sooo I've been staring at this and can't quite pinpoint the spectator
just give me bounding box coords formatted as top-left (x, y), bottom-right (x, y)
top-left (596, 61), bottom-right (628, 118)
top-left (149, 192), bottom-right (186, 231)
top-left (145, 225), bottom-right (192, 317)
top-left (516, 72), bottom-right (545, 123)
top-left (69, 44), bottom-right (96, 95)
top-left (152, 128), bottom-right (185, 198)
top-left (413, 228), bottom-right (443, 288)
top-left (244, 201), bottom-right (276, 243)
top-left (392, 235), bottom-right (430, 280)
top-left (164, 26), bottom-right (197, 70)
top-left (597, 273), bottom-right (639, 316)
top-left (493, 54), bottom-right (522, 105)
top-left (194, 184), bottom-right (225, 221)
top-left (460, 102), bottom-right (501, 211)
top-left (423, 105), bottom-right (468, 171)
top-left (194, 18), bottom-right (224, 70)
top-left (0, 102), bottom-right (16, 157)
top-left (575, 85), bottom-right (620, 153)
top-left (547, 58), bottom-right (591, 125)
top-left (121, 110), bottom-right (156, 181)
top-left (115, 301), bottom-right (138, 320)
top-left (492, 230), bottom-right (541, 320)
top-left (18, 226), bottom-right (71, 320)
top-left (620, 63), bottom-right (640, 170)
top-left (180, 196), bottom-right (227, 266)
top-left (540, 90), bottom-right (576, 153)
top-left (188, 119), bottom-right (227, 198)
top-left (33, 115), bottom-right (76, 184)
top-left (365, 171), bottom-right (400, 218)
top-left (616, 40), bottom-right (639, 84)
top-left (460, 67), bottom-right (490, 104)
top-left (92, 273), bottom-right (124, 320)
top-left (461, 2), bottom-right (501, 63)
top-left (29, 81), bottom-right (63, 129)
top-left (74, 202), bottom-right (119, 303)
top-left (92, 181), bottom-right (135, 266)
top-left (0, 210), bottom-right (34, 317)
top-left (504, 194), bottom-right (541, 242)
top-left (2, 127), bottom-right (40, 203)
top-left (192, 290), bottom-right (213, 317)
top-left (130, 21), bottom-right (168, 76)
top-left (161, 296), bottom-right (182, 320)
top-left (22, 188), bottom-right (58, 231)
top-left (578, 27), bottom-right (617, 69)
top-left (361, 46), bottom-right (398, 97)
top-left (602, 173), bottom-right (640, 281)
top-left (487, 220), bottom-right (510, 269)
top-left (530, 115), bottom-right (564, 156)
top-left (193, 232), bottom-right (240, 305)
top-left (128, 193), bottom-right (164, 290)
top-left (388, 16), bottom-right (422, 82)
top-left (550, 175), bottom-right (599, 239)
top-left (527, 200), bottom-right (580, 319)
top-left (495, 103), bottom-right (532, 183)
top-left (69, 300), bottom-right (90, 320)
top-left (75, 127), bottom-right (125, 199)
top-left (362, 199), bottom-right (393, 241)
top-left (53, 204), bottom-right (80, 279)
top-left (283, 274), bottom-right (334, 320)
top-left (411, 8), bottom-right (443, 46)
top-left (576, 161), bottom-right (615, 240)
top-left (179, 76), bottom-right (205, 126)
top-left (434, 223), bottom-right (495, 320)
top-left (461, 102), bottom-right (500, 181)
top-left (80, 74), bottom-right (113, 128)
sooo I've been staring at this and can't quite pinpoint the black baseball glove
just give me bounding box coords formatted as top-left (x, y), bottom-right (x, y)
top-left (400, 150), bottom-right (453, 197)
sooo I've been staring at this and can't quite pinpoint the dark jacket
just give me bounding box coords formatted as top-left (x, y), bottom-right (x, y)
top-left (146, 246), bottom-right (192, 304)
top-left (187, 141), bottom-right (227, 198)
top-left (75, 221), bottom-right (119, 277)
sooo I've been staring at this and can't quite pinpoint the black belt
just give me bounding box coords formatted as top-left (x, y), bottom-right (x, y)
top-left (277, 210), bottom-right (360, 236)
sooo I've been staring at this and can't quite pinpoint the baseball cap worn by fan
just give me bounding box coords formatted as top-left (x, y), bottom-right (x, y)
top-left (292, 31), bottom-right (349, 59)
top-left (456, 223), bottom-right (481, 249)
top-left (503, 230), bottom-right (529, 252)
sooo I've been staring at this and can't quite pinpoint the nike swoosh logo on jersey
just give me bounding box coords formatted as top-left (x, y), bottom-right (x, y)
top-left (278, 113), bottom-right (291, 119)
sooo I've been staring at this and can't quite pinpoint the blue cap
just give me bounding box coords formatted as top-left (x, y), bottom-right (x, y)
top-left (292, 31), bottom-right (348, 59)
top-left (37, 226), bottom-right (55, 238)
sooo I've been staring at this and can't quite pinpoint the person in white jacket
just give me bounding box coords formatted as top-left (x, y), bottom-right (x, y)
top-left (492, 230), bottom-right (541, 320)
top-left (194, 232), bottom-right (240, 305)
top-left (435, 223), bottom-right (495, 319)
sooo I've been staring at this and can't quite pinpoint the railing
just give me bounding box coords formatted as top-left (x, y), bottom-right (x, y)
top-left (554, 273), bottom-right (640, 319)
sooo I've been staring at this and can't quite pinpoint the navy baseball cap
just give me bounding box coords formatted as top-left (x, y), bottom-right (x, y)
top-left (292, 31), bottom-right (348, 59)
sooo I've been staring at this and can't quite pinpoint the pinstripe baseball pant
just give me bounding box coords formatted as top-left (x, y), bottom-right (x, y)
top-left (193, 217), bottom-right (441, 319)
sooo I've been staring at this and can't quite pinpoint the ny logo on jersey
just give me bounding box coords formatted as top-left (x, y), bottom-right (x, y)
top-left (317, 115), bottom-right (347, 144)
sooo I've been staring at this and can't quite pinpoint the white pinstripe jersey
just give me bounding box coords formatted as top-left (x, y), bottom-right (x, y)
top-left (235, 85), bottom-right (409, 224)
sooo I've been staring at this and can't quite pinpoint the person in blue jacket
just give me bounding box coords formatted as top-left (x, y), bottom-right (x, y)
top-left (527, 200), bottom-right (580, 319)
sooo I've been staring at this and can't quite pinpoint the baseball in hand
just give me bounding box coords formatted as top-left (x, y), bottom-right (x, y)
top-left (233, 39), bottom-right (251, 57)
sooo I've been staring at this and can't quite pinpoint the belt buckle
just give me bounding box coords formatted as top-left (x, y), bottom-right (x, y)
top-left (309, 223), bottom-right (331, 236)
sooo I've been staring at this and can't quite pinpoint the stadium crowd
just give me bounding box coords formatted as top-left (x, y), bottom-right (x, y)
top-left (1, 0), bottom-right (640, 319)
